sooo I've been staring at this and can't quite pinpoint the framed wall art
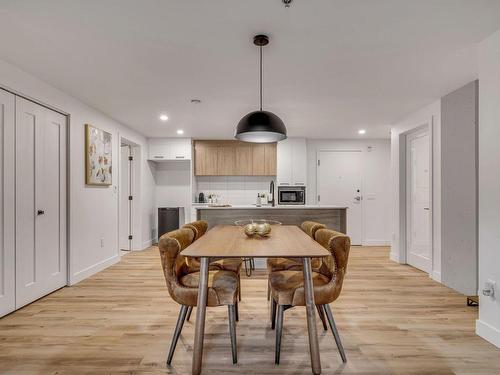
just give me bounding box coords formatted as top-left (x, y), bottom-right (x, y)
top-left (85, 124), bottom-right (112, 185)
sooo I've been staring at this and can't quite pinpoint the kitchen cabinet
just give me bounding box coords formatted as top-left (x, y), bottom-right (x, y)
top-left (277, 138), bottom-right (307, 186)
top-left (194, 140), bottom-right (276, 176)
top-left (148, 138), bottom-right (192, 160)
top-left (194, 143), bottom-right (218, 175)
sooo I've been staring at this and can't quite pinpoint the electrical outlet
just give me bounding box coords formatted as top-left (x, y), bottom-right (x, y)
top-left (100, 237), bottom-right (104, 248)
top-left (483, 280), bottom-right (496, 299)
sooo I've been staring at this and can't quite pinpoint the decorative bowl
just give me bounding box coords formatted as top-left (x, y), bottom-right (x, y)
top-left (235, 219), bottom-right (281, 238)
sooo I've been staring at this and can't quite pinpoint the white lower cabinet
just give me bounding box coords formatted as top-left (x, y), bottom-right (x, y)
top-left (0, 90), bottom-right (67, 317)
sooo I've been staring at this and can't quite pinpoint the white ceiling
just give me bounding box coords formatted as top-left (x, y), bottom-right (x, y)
top-left (1, 0), bottom-right (500, 139)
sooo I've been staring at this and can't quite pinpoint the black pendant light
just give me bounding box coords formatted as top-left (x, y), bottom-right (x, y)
top-left (235, 35), bottom-right (287, 143)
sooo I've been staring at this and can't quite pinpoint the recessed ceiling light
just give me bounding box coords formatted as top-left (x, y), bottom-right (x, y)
top-left (358, 129), bottom-right (366, 135)
top-left (159, 114), bottom-right (169, 121)
top-left (176, 129), bottom-right (184, 135)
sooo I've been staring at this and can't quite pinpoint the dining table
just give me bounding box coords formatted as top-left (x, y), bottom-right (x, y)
top-left (181, 224), bottom-right (331, 375)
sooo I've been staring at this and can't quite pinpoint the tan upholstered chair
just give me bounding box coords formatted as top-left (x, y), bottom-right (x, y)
top-left (158, 228), bottom-right (239, 365)
top-left (182, 220), bottom-right (244, 312)
top-left (268, 228), bottom-right (350, 364)
top-left (266, 221), bottom-right (326, 301)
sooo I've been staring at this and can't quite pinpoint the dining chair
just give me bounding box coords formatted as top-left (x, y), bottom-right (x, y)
top-left (182, 220), bottom-right (243, 321)
top-left (266, 221), bottom-right (326, 301)
top-left (268, 228), bottom-right (350, 364)
top-left (158, 228), bottom-right (239, 365)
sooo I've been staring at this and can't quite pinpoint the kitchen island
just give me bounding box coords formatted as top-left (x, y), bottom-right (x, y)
top-left (195, 205), bottom-right (347, 233)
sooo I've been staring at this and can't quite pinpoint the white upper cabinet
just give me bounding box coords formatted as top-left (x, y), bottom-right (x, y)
top-left (277, 138), bottom-right (307, 186)
top-left (148, 138), bottom-right (192, 160)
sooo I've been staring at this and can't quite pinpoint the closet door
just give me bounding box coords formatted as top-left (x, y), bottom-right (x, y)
top-left (0, 89), bottom-right (15, 317)
top-left (15, 97), bottom-right (67, 308)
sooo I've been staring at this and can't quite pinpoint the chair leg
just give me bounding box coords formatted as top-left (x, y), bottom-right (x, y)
top-left (316, 305), bottom-right (328, 331)
top-left (275, 304), bottom-right (284, 364)
top-left (186, 306), bottom-right (193, 322)
top-left (235, 301), bottom-right (239, 322)
top-left (324, 304), bottom-right (347, 363)
top-left (167, 305), bottom-right (189, 365)
top-left (228, 305), bottom-right (238, 364)
top-left (267, 279), bottom-right (271, 301)
top-left (238, 274), bottom-right (242, 302)
top-left (271, 298), bottom-right (277, 329)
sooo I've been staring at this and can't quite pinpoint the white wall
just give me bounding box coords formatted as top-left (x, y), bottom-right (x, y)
top-left (306, 139), bottom-right (391, 246)
top-left (477, 28), bottom-right (500, 348)
top-left (0, 57), bottom-right (155, 285)
top-left (390, 100), bottom-right (442, 281)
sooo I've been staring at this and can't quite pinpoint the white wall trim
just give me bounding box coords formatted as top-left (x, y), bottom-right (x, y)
top-left (141, 239), bottom-right (154, 249)
top-left (477, 319), bottom-right (500, 348)
top-left (70, 254), bottom-right (120, 285)
top-left (431, 271), bottom-right (442, 283)
top-left (362, 240), bottom-right (391, 246)
top-left (390, 252), bottom-right (400, 263)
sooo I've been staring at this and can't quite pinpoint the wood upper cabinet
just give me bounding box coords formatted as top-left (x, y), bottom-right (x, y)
top-left (194, 140), bottom-right (277, 176)
top-left (194, 143), bottom-right (218, 176)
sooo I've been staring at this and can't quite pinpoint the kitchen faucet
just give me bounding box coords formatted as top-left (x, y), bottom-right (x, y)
top-left (269, 180), bottom-right (275, 207)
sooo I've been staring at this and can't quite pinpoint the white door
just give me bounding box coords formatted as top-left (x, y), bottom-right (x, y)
top-left (120, 145), bottom-right (131, 251)
top-left (317, 150), bottom-right (363, 245)
top-left (406, 130), bottom-right (431, 273)
top-left (0, 89), bottom-right (16, 316)
top-left (15, 97), bottom-right (67, 308)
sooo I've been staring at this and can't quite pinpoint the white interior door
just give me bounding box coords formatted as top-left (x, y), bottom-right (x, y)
top-left (406, 130), bottom-right (431, 273)
top-left (0, 89), bottom-right (16, 317)
top-left (15, 97), bottom-right (67, 308)
top-left (317, 150), bottom-right (363, 245)
top-left (120, 145), bottom-right (131, 251)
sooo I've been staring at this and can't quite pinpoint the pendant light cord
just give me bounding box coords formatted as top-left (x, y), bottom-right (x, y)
top-left (260, 44), bottom-right (263, 111)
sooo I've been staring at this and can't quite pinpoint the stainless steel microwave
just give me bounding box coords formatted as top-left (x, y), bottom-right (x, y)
top-left (278, 186), bottom-right (306, 205)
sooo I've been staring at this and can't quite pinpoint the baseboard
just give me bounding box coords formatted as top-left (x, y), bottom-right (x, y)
top-left (389, 252), bottom-right (400, 263)
top-left (476, 319), bottom-right (500, 348)
top-left (70, 254), bottom-right (120, 285)
top-left (362, 239), bottom-right (391, 246)
top-left (141, 239), bottom-right (154, 249)
top-left (431, 270), bottom-right (442, 283)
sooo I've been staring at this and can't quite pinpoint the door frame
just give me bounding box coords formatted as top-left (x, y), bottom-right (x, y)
top-left (316, 148), bottom-right (364, 244)
top-left (0, 85), bottom-right (71, 290)
top-left (399, 120), bottom-right (434, 276)
top-left (118, 135), bottom-right (141, 253)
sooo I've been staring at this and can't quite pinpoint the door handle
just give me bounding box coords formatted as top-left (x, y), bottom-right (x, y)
top-left (354, 196), bottom-right (362, 201)
top-left (424, 207), bottom-right (430, 210)
top-left (37, 210), bottom-right (45, 215)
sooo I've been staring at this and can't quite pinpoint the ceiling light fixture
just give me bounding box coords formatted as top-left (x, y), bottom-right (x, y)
top-left (358, 129), bottom-right (366, 135)
top-left (235, 35), bottom-right (287, 143)
top-left (159, 114), bottom-right (169, 121)
top-left (177, 129), bottom-right (184, 135)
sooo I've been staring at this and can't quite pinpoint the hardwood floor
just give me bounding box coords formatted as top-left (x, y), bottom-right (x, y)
top-left (1, 246), bottom-right (499, 374)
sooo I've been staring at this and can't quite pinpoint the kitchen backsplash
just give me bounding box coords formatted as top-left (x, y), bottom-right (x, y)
top-left (195, 176), bottom-right (276, 205)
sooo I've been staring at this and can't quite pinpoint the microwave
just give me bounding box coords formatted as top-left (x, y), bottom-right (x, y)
top-left (278, 186), bottom-right (306, 205)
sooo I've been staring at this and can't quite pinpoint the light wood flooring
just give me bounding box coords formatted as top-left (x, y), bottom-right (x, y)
top-left (1, 246), bottom-right (499, 374)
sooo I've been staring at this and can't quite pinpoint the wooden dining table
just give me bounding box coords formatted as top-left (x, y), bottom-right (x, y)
top-left (181, 224), bottom-right (331, 375)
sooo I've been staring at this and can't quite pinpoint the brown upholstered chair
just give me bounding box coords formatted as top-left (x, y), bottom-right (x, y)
top-left (181, 220), bottom-right (244, 318)
top-left (266, 221), bottom-right (326, 300)
top-left (158, 228), bottom-right (239, 365)
top-left (269, 228), bottom-right (350, 364)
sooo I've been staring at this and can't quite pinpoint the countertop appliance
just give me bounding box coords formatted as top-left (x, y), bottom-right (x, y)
top-left (278, 186), bottom-right (306, 205)
top-left (198, 192), bottom-right (205, 203)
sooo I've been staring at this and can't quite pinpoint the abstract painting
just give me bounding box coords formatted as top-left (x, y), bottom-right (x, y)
top-left (85, 124), bottom-right (112, 185)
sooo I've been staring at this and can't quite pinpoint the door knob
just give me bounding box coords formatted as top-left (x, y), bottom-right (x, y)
top-left (37, 210), bottom-right (45, 215)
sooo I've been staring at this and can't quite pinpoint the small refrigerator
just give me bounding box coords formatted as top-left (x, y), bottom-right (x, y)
top-left (158, 207), bottom-right (180, 240)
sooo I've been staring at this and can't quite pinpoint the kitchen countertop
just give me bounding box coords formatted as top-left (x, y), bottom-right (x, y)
top-left (193, 204), bottom-right (348, 210)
